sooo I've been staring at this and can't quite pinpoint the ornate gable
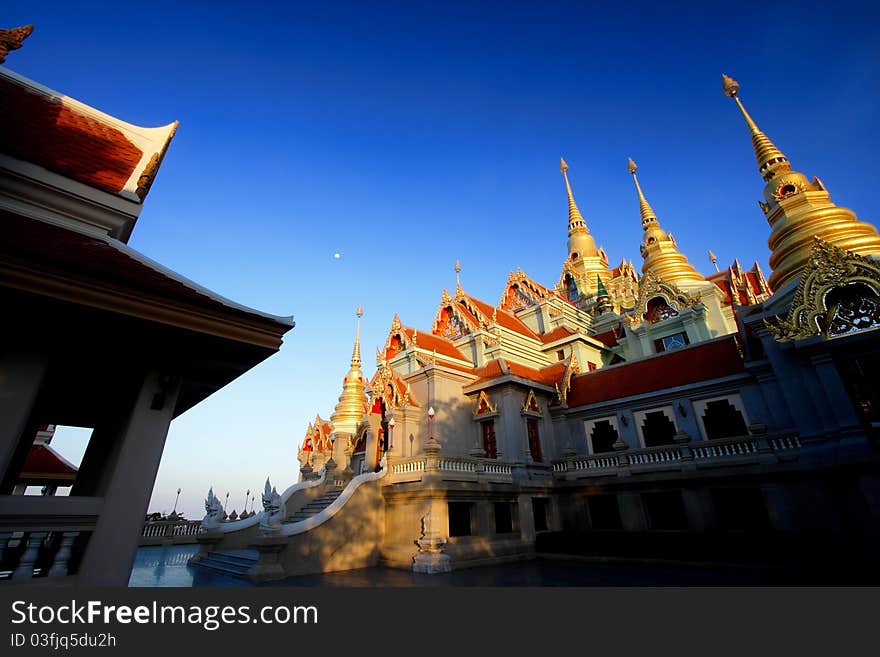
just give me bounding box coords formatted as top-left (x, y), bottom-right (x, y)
top-left (554, 354), bottom-right (581, 407)
top-left (383, 313), bottom-right (414, 360)
top-left (522, 389), bottom-right (542, 415)
top-left (473, 390), bottom-right (497, 417)
top-left (766, 238), bottom-right (880, 342)
top-left (630, 272), bottom-right (702, 327)
top-left (499, 269), bottom-right (553, 312)
top-left (431, 289), bottom-right (479, 340)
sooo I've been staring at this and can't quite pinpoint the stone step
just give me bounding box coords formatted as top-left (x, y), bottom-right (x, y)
top-left (191, 549), bottom-right (258, 579)
top-left (283, 491), bottom-right (344, 523)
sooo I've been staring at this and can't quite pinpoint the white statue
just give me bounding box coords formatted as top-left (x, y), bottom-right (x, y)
top-left (201, 487), bottom-right (224, 530)
top-left (260, 478), bottom-right (284, 533)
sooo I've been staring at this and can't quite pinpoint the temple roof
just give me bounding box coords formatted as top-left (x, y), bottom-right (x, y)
top-left (566, 335), bottom-right (744, 407)
top-left (0, 67), bottom-right (177, 203)
top-left (1, 210), bottom-right (294, 349)
top-left (471, 357), bottom-right (567, 389)
top-left (19, 444), bottom-right (78, 485)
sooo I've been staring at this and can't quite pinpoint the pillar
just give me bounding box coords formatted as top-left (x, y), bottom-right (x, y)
top-left (0, 351), bottom-right (49, 492)
top-left (77, 370), bottom-right (181, 586)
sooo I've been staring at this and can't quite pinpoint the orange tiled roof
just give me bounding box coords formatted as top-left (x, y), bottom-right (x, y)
top-left (472, 358), bottom-right (567, 388)
top-left (540, 326), bottom-right (575, 344)
top-left (566, 336), bottom-right (745, 407)
top-left (0, 75), bottom-right (143, 196)
top-left (463, 294), bottom-right (541, 340)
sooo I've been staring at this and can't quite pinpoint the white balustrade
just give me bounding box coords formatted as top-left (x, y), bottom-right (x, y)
top-left (629, 447), bottom-right (682, 465)
top-left (769, 435), bottom-right (801, 451)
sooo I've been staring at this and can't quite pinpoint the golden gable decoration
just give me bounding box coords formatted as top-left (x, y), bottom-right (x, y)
top-left (473, 391), bottom-right (497, 417)
top-left (522, 389), bottom-right (542, 415)
top-left (766, 238), bottom-right (880, 342)
top-left (554, 354), bottom-right (581, 407)
top-left (631, 271), bottom-right (703, 326)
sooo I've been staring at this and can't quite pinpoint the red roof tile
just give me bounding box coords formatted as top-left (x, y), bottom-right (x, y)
top-left (591, 327), bottom-right (621, 347)
top-left (472, 358), bottom-right (567, 388)
top-left (405, 327), bottom-right (469, 362)
top-left (0, 75), bottom-right (143, 195)
top-left (464, 295), bottom-right (540, 340)
top-left (540, 326), bottom-right (575, 344)
top-left (20, 444), bottom-right (78, 481)
top-left (566, 336), bottom-right (745, 407)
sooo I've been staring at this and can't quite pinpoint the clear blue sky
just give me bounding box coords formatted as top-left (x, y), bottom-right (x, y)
top-left (6, 0), bottom-right (880, 518)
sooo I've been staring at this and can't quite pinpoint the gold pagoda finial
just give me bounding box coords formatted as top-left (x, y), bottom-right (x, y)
top-left (0, 24), bottom-right (34, 64)
top-left (560, 157), bottom-right (588, 234)
top-left (455, 260), bottom-right (462, 292)
top-left (626, 157), bottom-right (658, 229)
top-left (722, 74), bottom-right (789, 181)
top-left (351, 305), bottom-right (363, 368)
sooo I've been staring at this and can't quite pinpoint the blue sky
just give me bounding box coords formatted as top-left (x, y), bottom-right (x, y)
top-left (6, 0), bottom-right (880, 517)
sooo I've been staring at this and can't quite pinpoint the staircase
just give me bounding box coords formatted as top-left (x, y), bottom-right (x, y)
top-left (285, 489), bottom-right (343, 523)
top-left (192, 549), bottom-right (257, 579)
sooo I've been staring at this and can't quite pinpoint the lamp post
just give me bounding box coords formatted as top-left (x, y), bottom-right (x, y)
top-left (172, 488), bottom-right (181, 515)
top-left (243, 489), bottom-right (250, 514)
top-left (388, 416), bottom-right (396, 453)
top-left (428, 406), bottom-right (435, 443)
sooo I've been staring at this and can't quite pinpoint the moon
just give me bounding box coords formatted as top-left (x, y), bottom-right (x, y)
top-left (333, 252), bottom-right (341, 260)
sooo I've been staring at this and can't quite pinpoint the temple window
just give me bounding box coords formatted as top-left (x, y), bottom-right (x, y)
top-left (481, 420), bottom-right (497, 459)
top-left (636, 408), bottom-right (677, 447)
top-left (566, 276), bottom-right (578, 302)
top-left (531, 497), bottom-right (550, 531)
top-left (448, 502), bottom-right (473, 537)
top-left (653, 331), bottom-right (689, 353)
top-left (821, 283), bottom-right (880, 338)
top-left (645, 296), bottom-right (679, 324)
top-left (526, 418), bottom-right (543, 462)
top-left (588, 361), bottom-right (597, 371)
top-left (588, 418), bottom-right (619, 453)
top-left (494, 502), bottom-right (515, 534)
top-left (556, 349), bottom-right (565, 361)
top-left (701, 398), bottom-right (748, 440)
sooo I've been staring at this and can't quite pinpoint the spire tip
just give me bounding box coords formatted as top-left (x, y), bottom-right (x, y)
top-left (722, 73), bottom-right (739, 98)
top-left (559, 157), bottom-right (568, 174)
top-left (627, 157), bottom-right (637, 175)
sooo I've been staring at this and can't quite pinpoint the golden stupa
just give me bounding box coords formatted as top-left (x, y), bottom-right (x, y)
top-left (723, 74), bottom-right (880, 290)
top-left (330, 305), bottom-right (368, 436)
top-left (627, 157), bottom-right (705, 286)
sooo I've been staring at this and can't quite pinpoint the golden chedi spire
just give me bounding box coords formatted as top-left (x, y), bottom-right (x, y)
top-left (331, 305), bottom-right (368, 436)
top-left (723, 74), bottom-right (880, 290)
top-left (560, 157), bottom-right (599, 259)
top-left (627, 158), bottom-right (705, 286)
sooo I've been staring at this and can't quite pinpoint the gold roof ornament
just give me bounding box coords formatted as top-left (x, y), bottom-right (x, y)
top-left (766, 238), bottom-right (880, 341)
top-left (722, 74), bottom-right (789, 182)
top-left (560, 157), bottom-right (599, 258)
top-left (330, 306), bottom-right (368, 436)
top-left (0, 24), bottom-right (34, 64)
top-left (627, 158), bottom-right (705, 285)
top-left (723, 74), bottom-right (880, 290)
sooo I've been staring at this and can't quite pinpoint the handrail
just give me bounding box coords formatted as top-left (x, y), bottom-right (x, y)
top-left (277, 457), bottom-right (388, 537)
top-left (216, 467), bottom-right (328, 534)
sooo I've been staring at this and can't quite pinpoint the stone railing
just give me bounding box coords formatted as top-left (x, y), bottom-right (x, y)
top-left (553, 432), bottom-right (804, 480)
top-left (0, 495), bottom-right (101, 582)
top-left (386, 455), bottom-right (516, 484)
top-left (140, 519), bottom-right (203, 545)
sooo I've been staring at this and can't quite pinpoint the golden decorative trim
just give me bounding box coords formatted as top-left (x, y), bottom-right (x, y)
top-left (554, 354), bottom-right (580, 407)
top-left (631, 272), bottom-right (702, 326)
top-left (765, 238), bottom-right (880, 342)
top-left (522, 389), bottom-right (541, 414)
top-left (473, 390), bottom-right (497, 417)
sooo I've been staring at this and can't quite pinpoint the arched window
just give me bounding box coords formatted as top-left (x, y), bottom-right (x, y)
top-left (589, 420), bottom-right (619, 453)
top-left (640, 410), bottom-right (677, 447)
top-left (644, 296), bottom-right (678, 324)
top-left (566, 276), bottom-right (578, 303)
top-left (822, 283), bottom-right (880, 338)
top-left (701, 399), bottom-right (747, 440)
